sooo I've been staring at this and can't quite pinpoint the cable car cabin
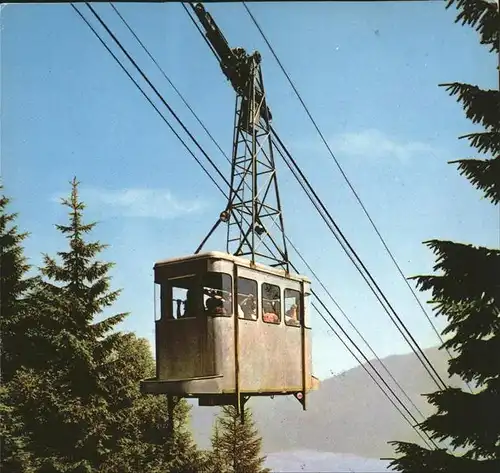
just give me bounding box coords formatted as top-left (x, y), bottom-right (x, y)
top-left (140, 251), bottom-right (319, 408)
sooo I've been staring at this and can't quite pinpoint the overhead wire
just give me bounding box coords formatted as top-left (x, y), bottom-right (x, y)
top-left (109, 2), bottom-right (230, 164)
top-left (268, 244), bottom-right (434, 444)
top-left (107, 1), bottom-right (428, 420)
top-left (271, 131), bottom-right (448, 391)
top-left (73, 6), bottom-right (442, 448)
top-left (241, 0), bottom-right (446, 351)
top-left (181, 2), bottom-right (447, 392)
top-left (69, 3), bottom-right (226, 197)
top-left (241, 1), bottom-right (464, 387)
top-left (109, 2), bottom-right (259, 202)
top-left (311, 302), bottom-right (437, 449)
top-left (82, 2), bottom-right (231, 191)
top-left (285, 237), bottom-right (426, 419)
top-left (72, 2), bottom-right (435, 446)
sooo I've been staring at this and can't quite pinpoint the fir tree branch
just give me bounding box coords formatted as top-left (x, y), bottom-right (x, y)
top-left (420, 387), bottom-right (500, 458)
top-left (449, 156), bottom-right (500, 204)
top-left (439, 83), bottom-right (500, 132)
top-left (446, 0), bottom-right (500, 52)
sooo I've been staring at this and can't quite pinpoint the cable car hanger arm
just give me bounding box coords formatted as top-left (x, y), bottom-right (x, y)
top-left (189, 2), bottom-right (261, 99)
top-left (189, 2), bottom-right (234, 64)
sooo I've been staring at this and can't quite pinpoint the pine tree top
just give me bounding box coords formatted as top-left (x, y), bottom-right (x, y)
top-left (1, 189), bottom-right (40, 382)
top-left (31, 178), bottom-right (129, 402)
top-left (210, 405), bottom-right (271, 473)
top-left (0, 192), bottom-right (34, 300)
top-left (40, 177), bottom-right (127, 329)
top-left (441, 3), bottom-right (500, 205)
top-left (446, 0), bottom-right (499, 53)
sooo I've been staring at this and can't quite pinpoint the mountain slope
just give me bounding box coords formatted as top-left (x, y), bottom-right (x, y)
top-left (189, 346), bottom-right (463, 458)
top-left (264, 451), bottom-right (391, 472)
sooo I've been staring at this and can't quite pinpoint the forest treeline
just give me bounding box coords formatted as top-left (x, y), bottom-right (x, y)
top-left (0, 178), bottom-right (270, 473)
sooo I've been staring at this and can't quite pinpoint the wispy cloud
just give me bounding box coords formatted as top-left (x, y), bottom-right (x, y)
top-left (329, 129), bottom-right (438, 162)
top-left (52, 187), bottom-right (205, 220)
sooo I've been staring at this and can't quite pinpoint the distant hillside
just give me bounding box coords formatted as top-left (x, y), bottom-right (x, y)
top-left (189, 346), bottom-right (464, 458)
top-left (264, 451), bottom-right (391, 472)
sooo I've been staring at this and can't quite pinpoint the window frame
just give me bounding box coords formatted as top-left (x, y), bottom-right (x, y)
top-left (164, 273), bottom-right (199, 320)
top-left (303, 290), bottom-right (312, 329)
top-left (261, 282), bottom-right (282, 325)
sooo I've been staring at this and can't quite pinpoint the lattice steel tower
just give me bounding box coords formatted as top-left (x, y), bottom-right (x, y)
top-left (192, 3), bottom-right (289, 271)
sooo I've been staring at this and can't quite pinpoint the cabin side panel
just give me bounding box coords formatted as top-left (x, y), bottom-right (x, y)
top-left (237, 269), bottom-right (306, 393)
top-left (155, 258), bottom-right (215, 381)
top-left (156, 319), bottom-right (207, 379)
top-left (208, 258), bottom-right (237, 392)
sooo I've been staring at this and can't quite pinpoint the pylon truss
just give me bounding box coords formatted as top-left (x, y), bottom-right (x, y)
top-left (218, 53), bottom-right (288, 271)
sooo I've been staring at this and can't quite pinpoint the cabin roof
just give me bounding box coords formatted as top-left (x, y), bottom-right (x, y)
top-left (154, 251), bottom-right (311, 283)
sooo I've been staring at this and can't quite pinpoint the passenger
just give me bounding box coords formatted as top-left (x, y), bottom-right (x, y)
top-left (237, 301), bottom-right (245, 319)
top-left (184, 288), bottom-right (197, 317)
top-left (239, 293), bottom-right (257, 320)
top-left (205, 290), bottom-right (226, 316)
top-left (262, 300), bottom-right (279, 323)
top-left (285, 304), bottom-right (300, 326)
top-left (175, 299), bottom-right (183, 319)
top-left (223, 292), bottom-right (232, 315)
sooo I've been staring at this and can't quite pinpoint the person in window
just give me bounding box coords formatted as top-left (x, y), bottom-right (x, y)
top-left (205, 289), bottom-right (226, 316)
top-left (239, 293), bottom-right (257, 320)
top-left (262, 300), bottom-right (279, 323)
top-left (223, 292), bottom-right (232, 316)
top-left (183, 288), bottom-right (197, 318)
top-left (285, 303), bottom-right (300, 326)
top-left (175, 299), bottom-right (183, 319)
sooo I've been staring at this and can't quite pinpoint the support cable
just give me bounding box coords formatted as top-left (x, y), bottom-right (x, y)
top-left (242, 1), bottom-right (447, 352)
top-left (271, 132), bottom-right (448, 391)
top-left (184, 3), bottom-right (447, 392)
top-left (73, 4), bottom-right (437, 445)
top-left (261, 235), bottom-right (434, 445)
top-left (109, 2), bottom-right (230, 164)
top-left (70, 3), bottom-right (226, 196)
top-left (312, 302), bottom-right (437, 449)
top-left (286, 237), bottom-right (426, 420)
top-left (83, 2), bottom-right (231, 190)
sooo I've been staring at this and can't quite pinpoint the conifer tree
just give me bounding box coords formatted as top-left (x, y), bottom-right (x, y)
top-left (0, 189), bottom-right (37, 381)
top-left (0, 188), bottom-right (37, 472)
top-left (205, 421), bottom-right (228, 473)
top-left (389, 1), bottom-right (500, 471)
top-left (101, 333), bottom-right (205, 473)
top-left (6, 178), bottom-right (205, 471)
top-left (9, 177), bottom-right (128, 471)
top-left (208, 405), bottom-right (270, 473)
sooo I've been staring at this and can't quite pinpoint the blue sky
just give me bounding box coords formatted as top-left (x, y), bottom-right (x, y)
top-left (2, 1), bottom-right (498, 383)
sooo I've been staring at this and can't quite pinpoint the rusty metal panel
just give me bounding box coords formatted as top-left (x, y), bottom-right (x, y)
top-left (156, 316), bottom-right (216, 380)
top-left (156, 319), bottom-right (201, 379)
